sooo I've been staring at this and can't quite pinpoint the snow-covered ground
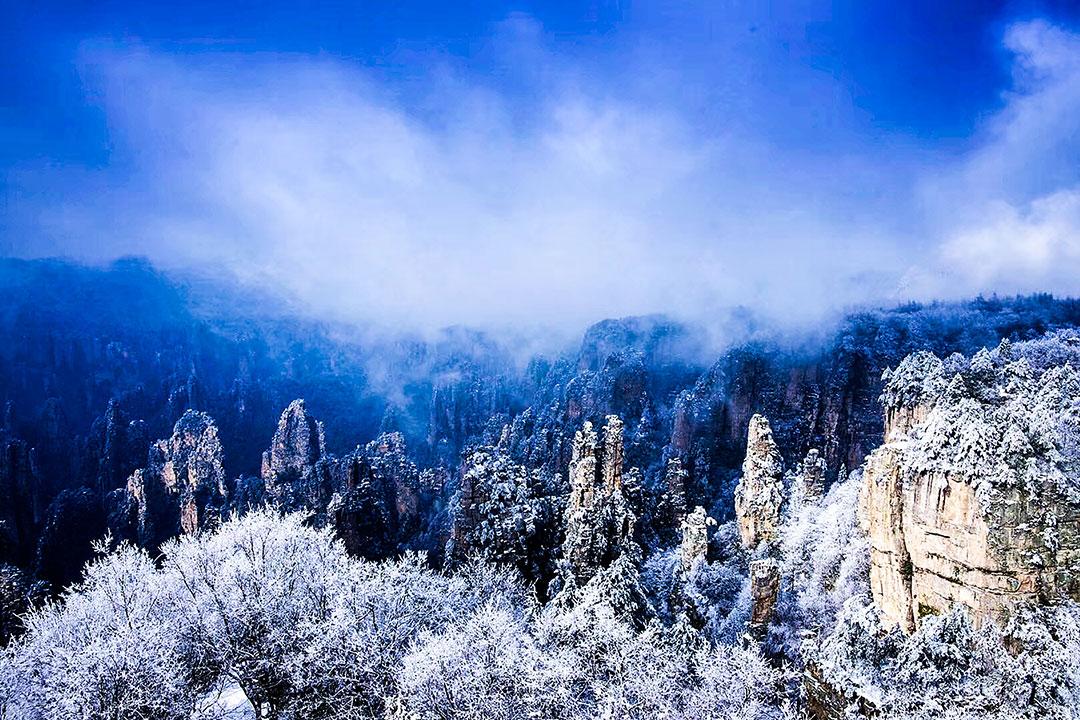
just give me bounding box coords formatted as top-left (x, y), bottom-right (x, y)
top-left (195, 685), bottom-right (254, 719)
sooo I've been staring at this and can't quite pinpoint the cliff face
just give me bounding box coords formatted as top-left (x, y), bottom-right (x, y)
top-left (860, 343), bottom-right (1080, 632)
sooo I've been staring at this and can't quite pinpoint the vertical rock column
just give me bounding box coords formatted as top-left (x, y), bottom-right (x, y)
top-left (793, 448), bottom-right (827, 508)
top-left (733, 414), bottom-right (786, 640)
top-left (734, 414), bottom-right (785, 550)
top-left (679, 505), bottom-right (714, 573)
top-left (262, 399), bottom-right (330, 512)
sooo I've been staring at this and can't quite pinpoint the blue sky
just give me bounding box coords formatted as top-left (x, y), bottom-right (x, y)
top-left (3, 1), bottom-right (1080, 329)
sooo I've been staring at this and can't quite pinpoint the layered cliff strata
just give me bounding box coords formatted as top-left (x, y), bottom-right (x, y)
top-left (860, 342), bottom-right (1080, 632)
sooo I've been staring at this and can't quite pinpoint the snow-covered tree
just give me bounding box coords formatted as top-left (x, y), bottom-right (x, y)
top-left (3, 542), bottom-right (202, 720)
top-left (161, 509), bottom-right (354, 718)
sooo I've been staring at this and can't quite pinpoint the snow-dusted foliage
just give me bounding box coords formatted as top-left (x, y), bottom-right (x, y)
top-left (1, 510), bottom-right (789, 720)
top-left (811, 601), bottom-right (1080, 719)
top-left (882, 334), bottom-right (1080, 504)
top-left (770, 470), bottom-right (870, 658)
top-left (2, 542), bottom-right (203, 720)
top-left (449, 448), bottom-right (541, 566)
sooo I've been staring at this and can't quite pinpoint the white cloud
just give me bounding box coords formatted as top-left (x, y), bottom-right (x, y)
top-left (10, 17), bottom-right (1080, 332)
top-left (920, 20), bottom-right (1080, 298)
top-left (939, 189), bottom-right (1080, 292)
top-left (13, 33), bottom-right (908, 332)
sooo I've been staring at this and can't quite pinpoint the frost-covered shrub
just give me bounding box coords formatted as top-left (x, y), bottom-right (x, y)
top-left (2, 543), bottom-right (202, 720)
top-left (396, 604), bottom-right (548, 720)
top-left (771, 470), bottom-right (869, 658)
top-left (161, 509), bottom-right (355, 717)
top-left (2, 510), bottom-right (538, 720)
top-left (811, 600), bottom-right (1080, 720)
top-left (288, 556), bottom-right (527, 720)
top-left (0, 563), bottom-right (46, 646)
top-left (880, 334), bottom-right (1080, 505)
top-left (532, 580), bottom-right (785, 720)
top-left (994, 605), bottom-right (1080, 718)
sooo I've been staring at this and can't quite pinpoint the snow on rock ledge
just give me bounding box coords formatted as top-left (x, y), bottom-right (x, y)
top-left (861, 335), bottom-right (1080, 632)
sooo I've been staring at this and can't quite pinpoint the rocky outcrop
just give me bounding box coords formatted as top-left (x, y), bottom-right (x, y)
top-left (860, 343), bottom-right (1080, 632)
top-left (678, 505), bottom-right (713, 573)
top-left (793, 448), bottom-right (826, 507)
top-left (262, 400), bottom-right (330, 512)
top-left (734, 414), bottom-right (785, 550)
top-left (35, 488), bottom-right (106, 588)
top-left (651, 457), bottom-right (690, 544)
top-left (330, 432), bottom-right (427, 559)
top-left (84, 400), bottom-right (148, 496)
top-left (123, 411), bottom-right (228, 550)
top-left (447, 446), bottom-right (540, 568)
top-left (733, 414), bottom-right (789, 639)
top-left (749, 558), bottom-right (781, 638)
top-left (562, 416), bottom-right (638, 584)
top-left (0, 433), bottom-right (43, 565)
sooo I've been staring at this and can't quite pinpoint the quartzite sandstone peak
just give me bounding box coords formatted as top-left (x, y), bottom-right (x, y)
top-left (734, 413), bottom-right (785, 550)
top-left (562, 415), bottom-right (637, 584)
top-left (860, 338), bottom-right (1080, 632)
top-left (125, 410), bottom-right (228, 549)
top-left (262, 399), bottom-right (330, 511)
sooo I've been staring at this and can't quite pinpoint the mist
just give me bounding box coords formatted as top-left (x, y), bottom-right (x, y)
top-left (5, 10), bottom-right (1080, 334)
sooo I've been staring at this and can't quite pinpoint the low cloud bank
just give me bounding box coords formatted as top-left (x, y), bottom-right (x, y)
top-left (7, 17), bottom-right (1080, 332)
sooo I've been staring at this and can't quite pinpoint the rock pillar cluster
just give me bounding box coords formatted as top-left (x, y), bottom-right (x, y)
top-left (562, 416), bottom-right (637, 584)
top-left (124, 410), bottom-right (228, 549)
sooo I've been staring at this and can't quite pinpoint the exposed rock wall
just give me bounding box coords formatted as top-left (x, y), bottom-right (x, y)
top-left (860, 345), bottom-right (1080, 632)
